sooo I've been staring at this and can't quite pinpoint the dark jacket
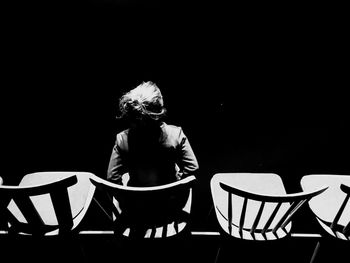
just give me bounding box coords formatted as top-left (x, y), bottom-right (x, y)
top-left (107, 122), bottom-right (199, 186)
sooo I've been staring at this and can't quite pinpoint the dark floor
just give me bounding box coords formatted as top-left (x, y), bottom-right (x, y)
top-left (1, 231), bottom-right (348, 263)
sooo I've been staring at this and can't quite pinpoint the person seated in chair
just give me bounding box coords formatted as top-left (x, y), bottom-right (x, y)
top-left (107, 81), bottom-right (199, 187)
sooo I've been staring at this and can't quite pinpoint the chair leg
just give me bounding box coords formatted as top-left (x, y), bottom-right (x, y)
top-left (214, 246), bottom-right (221, 263)
top-left (310, 241), bottom-right (321, 263)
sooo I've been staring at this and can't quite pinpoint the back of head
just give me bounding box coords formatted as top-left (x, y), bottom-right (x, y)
top-left (118, 81), bottom-right (167, 126)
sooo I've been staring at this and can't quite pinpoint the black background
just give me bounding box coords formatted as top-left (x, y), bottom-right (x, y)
top-left (2, 1), bottom-right (349, 231)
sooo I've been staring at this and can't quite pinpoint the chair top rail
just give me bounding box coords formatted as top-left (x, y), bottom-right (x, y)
top-left (90, 174), bottom-right (196, 192)
top-left (340, 184), bottom-right (350, 194)
top-left (219, 182), bottom-right (327, 202)
top-left (0, 175), bottom-right (77, 196)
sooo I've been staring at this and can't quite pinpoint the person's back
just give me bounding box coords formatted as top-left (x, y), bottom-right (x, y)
top-left (107, 81), bottom-right (199, 186)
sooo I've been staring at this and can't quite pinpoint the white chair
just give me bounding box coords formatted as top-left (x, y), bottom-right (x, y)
top-left (211, 173), bottom-right (327, 241)
top-left (89, 174), bottom-right (196, 239)
top-left (300, 174), bottom-right (350, 263)
top-left (1, 171), bottom-right (96, 235)
top-left (210, 173), bottom-right (327, 263)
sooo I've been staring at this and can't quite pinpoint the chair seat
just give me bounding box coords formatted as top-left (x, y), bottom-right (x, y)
top-left (301, 175), bottom-right (350, 224)
top-left (212, 173), bottom-right (288, 195)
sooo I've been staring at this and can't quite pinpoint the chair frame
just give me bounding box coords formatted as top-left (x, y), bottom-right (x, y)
top-left (1, 172), bottom-right (96, 236)
top-left (217, 181), bottom-right (327, 240)
top-left (330, 184), bottom-right (350, 239)
top-left (89, 175), bottom-right (197, 239)
top-left (301, 175), bottom-right (350, 263)
top-left (301, 174), bottom-right (350, 241)
top-left (0, 175), bottom-right (77, 235)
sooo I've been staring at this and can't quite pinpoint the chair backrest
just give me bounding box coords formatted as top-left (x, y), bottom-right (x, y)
top-left (89, 174), bottom-right (196, 238)
top-left (211, 173), bottom-right (327, 241)
top-left (0, 171), bottom-right (96, 236)
top-left (300, 174), bottom-right (350, 241)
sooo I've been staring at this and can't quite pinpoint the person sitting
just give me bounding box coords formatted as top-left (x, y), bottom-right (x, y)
top-left (107, 81), bottom-right (199, 187)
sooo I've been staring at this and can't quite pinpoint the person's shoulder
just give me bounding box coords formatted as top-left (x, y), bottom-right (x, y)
top-left (161, 122), bottom-right (185, 140)
top-left (114, 129), bottom-right (130, 150)
top-left (116, 128), bottom-right (130, 142)
top-left (162, 122), bottom-right (182, 133)
top-left (118, 128), bottom-right (130, 136)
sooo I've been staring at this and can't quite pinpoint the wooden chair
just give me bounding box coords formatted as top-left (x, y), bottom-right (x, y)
top-left (210, 173), bottom-right (327, 263)
top-left (300, 174), bottom-right (350, 263)
top-left (0, 171), bottom-right (96, 236)
top-left (89, 174), bottom-right (196, 239)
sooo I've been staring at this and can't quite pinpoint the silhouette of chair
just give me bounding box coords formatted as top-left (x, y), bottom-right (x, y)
top-left (300, 174), bottom-right (350, 263)
top-left (0, 171), bottom-right (96, 262)
top-left (89, 174), bottom-right (196, 239)
top-left (210, 173), bottom-right (327, 262)
top-left (0, 171), bottom-right (96, 235)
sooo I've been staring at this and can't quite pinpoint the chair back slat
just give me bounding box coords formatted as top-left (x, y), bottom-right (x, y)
top-left (331, 194), bottom-right (349, 231)
top-left (339, 184), bottom-right (350, 238)
top-left (227, 192), bottom-right (232, 235)
top-left (343, 221), bottom-right (349, 237)
top-left (50, 189), bottom-right (74, 233)
top-left (280, 199), bottom-right (307, 231)
top-left (238, 197), bottom-right (248, 238)
top-left (273, 200), bottom-right (305, 234)
top-left (250, 201), bottom-right (265, 237)
top-left (12, 196), bottom-right (45, 233)
top-left (262, 202), bottom-right (282, 235)
top-left (150, 227), bottom-right (156, 238)
top-left (174, 219), bottom-right (179, 234)
top-left (162, 224), bottom-right (168, 238)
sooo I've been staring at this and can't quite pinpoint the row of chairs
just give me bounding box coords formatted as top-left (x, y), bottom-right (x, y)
top-left (0, 172), bottom-right (195, 238)
top-left (0, 172), bottom-right (349, 262)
